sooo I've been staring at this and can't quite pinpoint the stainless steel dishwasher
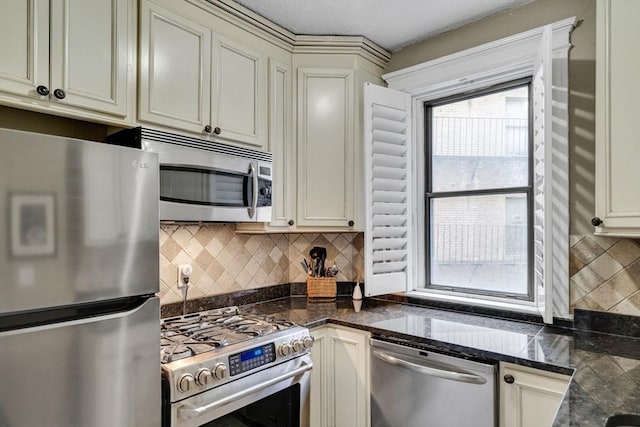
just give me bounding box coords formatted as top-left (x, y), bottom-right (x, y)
top-left (370, 339), bottom-right (497, 427)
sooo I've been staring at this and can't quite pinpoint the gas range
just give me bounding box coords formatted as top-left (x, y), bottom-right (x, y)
top-left (160, 306), bottom-right (314, 426)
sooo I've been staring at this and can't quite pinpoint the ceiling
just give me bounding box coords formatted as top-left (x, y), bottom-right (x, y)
top-left (232, 0), bottom-right (533, 52)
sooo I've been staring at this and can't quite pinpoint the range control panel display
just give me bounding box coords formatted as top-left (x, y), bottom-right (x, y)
top-left (229, 343), bottom-right (276, 376)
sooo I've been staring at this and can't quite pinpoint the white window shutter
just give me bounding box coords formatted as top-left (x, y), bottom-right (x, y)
top-left (532, 26), bottom-right (553, 323)
top-left (363, 82), bottom-right (412, 296)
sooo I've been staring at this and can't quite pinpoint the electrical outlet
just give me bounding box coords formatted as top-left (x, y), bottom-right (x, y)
top-left (178, 264), bottom-right (192, 289)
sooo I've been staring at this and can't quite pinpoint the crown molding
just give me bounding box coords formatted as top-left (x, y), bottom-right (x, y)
top-left (193, 0), bottom-right (391, 66)
top-left (293, 36), bottom-right (391, 68)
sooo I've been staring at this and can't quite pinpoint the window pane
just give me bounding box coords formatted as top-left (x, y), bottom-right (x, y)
top-left (431, 86), bottom-right (529, 192)
top-left (430, 194), bottom-right (528, 295)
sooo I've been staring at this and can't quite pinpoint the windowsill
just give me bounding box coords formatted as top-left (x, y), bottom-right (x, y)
top-left (405, 289), bottom-right (541, 316)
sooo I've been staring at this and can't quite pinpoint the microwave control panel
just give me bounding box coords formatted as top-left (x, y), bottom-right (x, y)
top-left (257, 163), bottom-right (272, 207)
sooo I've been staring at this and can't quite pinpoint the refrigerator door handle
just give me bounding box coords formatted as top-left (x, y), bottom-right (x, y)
top-left (0, 298), bottom-right (153, 336)
top-left (372, 350), bottom-right (487, 385)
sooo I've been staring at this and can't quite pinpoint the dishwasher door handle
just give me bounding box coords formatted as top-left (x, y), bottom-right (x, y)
top-left (372, 350), bottom-right (487, 385)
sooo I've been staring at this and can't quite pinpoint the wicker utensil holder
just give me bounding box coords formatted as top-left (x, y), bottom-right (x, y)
top-left (306, 277), bottom-right (337, 301)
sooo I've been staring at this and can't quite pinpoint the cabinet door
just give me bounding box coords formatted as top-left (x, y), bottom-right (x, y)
top-left (594, 0), bottom-right (640, 236)
top-left (0, 0), bottom-right (49, 99)
top-left (138, 1), bottom-right (211, 133)
top-left (500, 363), bottom-right (569, 427)
top-left (309, 327), bottom-right (326, 427)
top-left (211, 34), bottom-right (266, 147)
top-left (49, 0), bottom-right (129, 116)
top-left (310, 325), bottom-right (370, 427)
top-left (268, 58), bottom-right (294, 228)
top-left (325, 326), bottom-right (370, 427)
top-left (297, 68), bottom-right (355, 227)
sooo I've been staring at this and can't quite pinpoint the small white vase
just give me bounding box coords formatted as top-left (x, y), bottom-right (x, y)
top-left (352, 282), bottom-right (362, 300)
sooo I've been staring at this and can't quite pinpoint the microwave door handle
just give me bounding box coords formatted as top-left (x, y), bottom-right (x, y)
top-left (372, 350), bottom-right (487, 385)
top-left (247, 163), bottom-right (258, 219)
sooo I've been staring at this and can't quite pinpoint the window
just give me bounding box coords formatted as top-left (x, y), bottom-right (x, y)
top-left (363, 18), bottom-right (575, 323)
top-left (426, 81), bottom-right (532, 299)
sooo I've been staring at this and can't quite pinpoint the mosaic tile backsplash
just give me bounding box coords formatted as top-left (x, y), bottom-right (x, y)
top-left (160, 225), bottom-right (640, 318)
top-left (159, 224), bottom-right (364, 305)
top-left (570, 235), bottom-right (640, 317)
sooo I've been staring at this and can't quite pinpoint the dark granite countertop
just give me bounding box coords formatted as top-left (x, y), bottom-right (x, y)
top-left (240, 296), bottom-right (640, 427)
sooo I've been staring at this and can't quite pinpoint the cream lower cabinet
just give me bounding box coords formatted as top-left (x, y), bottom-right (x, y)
top-left (594, 0), bottom-right (640, 237)
top-left (310, 325), bottom-right (370, 427)
top-left (139, 0), bottom-right (268, 148)
top-left (500, 362), bottom-right (570, 427)
top-left (0, 0), bottom-right (133, 122)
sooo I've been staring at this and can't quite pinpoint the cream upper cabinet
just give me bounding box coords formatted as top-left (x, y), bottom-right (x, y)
top-left (310, 325), bottom-right (370, 427)
top-left (297, 67), bottom-right (355, 228)
top-left (0, 0), bottom-right (132, 121)
top-left (237, 43), bottom-right (388, 233)
top-left (290, 53), bottom-right (386, 231)
top-left (0, 0), bottom-right (49, 100)
top-left (266, 58), bottom-right (294, 229)
top-left (500, 362), bottom-right (570, 427)
top-left (212, 34), bottom-right (266, 147)
top-left (594, 0), bottom-right (640, 237)
top-left (138, 0), bottom-right (267, 148)
top-left (138, 1), bottom-right (211, 134)
top-left (50, 0), bottom-right (129, 116)
top-left (290, 50), bottom-right (387, 232)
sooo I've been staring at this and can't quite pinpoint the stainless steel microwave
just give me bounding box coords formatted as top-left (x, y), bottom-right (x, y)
top-left (106, 127), bottom-right (272, 222)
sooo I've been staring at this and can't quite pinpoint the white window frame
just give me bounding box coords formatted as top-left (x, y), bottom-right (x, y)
top-left (368, 17), bottom-right (575, 322)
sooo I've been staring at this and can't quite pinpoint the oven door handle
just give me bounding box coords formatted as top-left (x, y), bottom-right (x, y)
top-left (372, 350), bottom-right (486, 384)
top-left (247, 163), bottom-right (258, 219)
top-left (178, 361), bottom-right (313, 419)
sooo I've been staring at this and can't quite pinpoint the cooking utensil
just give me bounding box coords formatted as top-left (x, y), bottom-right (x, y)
top-left (310, 247), bottom-right (327, 277)
top-left (319, 248), bottom-right (327, 276)
top-left (327, 263), bottom-right (339, 277)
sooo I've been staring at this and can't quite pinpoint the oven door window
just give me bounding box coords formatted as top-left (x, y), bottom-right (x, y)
top-left (160, 165), bottom-right (251, 207)
top-left (202, 384), bottom-right (300, 427)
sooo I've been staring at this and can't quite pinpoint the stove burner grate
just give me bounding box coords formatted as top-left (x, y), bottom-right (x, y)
top-left (160, 307), bottom-right (298, 363)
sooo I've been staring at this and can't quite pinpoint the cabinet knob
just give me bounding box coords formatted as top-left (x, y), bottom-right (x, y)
top-left (53, 89), bottom-right (66, 99)
top-left (213, 126), bottom-right (221, 135)
top-left (36, 85), bottom-right (49, 96)
top-left (591, 217), bottom-right (603, 227)
top-left (348, 220), bottom-right (355, 227)
top-left (503, 374), bottom-right (515, 384)
top-left (204, 125), bottom-right (212, 134)
top-left (288, 220), bottom-right (294, 226)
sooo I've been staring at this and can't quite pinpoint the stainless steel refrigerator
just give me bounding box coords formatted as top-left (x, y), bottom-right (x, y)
top-left (0, 128), bottom-right (161, 427)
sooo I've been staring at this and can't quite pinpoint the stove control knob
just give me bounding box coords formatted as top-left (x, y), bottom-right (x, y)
top-left (177, 373), bottom-right (195, 393)
top-left (302, 336), bottom-right (315, 349)
top-left (213, 363), bottom-right (228, 380)
top-left (292, 339), bottom-right (304, 352)
top-left (278, 343), bottom-right (292, 357)
top-left (195, 368), bottom-right (213, 386)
